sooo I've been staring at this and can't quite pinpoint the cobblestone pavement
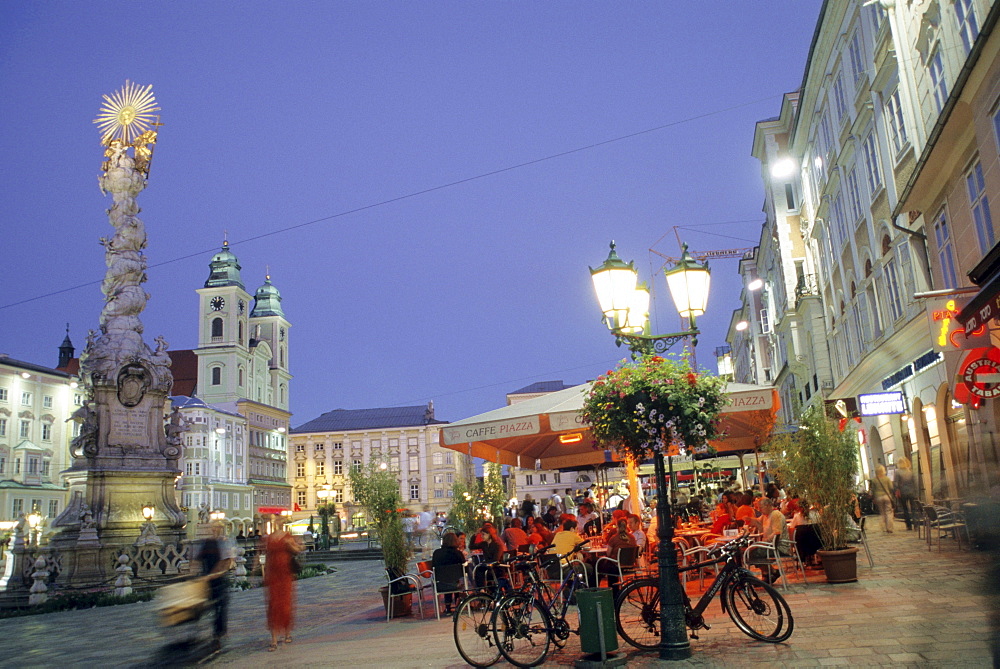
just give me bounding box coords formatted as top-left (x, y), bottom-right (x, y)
top-left (0, 519), bottom-right (994, 668)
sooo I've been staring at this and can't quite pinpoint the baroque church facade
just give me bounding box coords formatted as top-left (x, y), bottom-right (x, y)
top-left (171, 241), bottom-right (292, 533)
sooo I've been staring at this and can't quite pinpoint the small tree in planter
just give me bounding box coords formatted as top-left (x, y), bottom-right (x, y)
top-left (349, 461), bottom-right (412, 608)
top-left (767, 404), bottom-right (860, 582)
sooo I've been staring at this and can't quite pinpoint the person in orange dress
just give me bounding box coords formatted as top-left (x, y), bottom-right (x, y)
top-left (265, 525), bottom-right (303, 651)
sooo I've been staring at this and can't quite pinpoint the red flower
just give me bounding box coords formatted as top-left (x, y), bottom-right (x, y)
top-left (687, 372), bottom-right (698, 385)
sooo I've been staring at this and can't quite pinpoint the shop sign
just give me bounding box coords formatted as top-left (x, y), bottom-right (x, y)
top-left (880, 350), bottom-right (940, 390)
top-left (925, 297), bottom-right (988, 352)
top-left (441, 416), bottom-right (540, 445)
top-left (962, 291), bottom-right (1000, 333)
top-left (957, 347), bottom-right (1000, 404)
top-left (858, 391), bottom-right (905, 416)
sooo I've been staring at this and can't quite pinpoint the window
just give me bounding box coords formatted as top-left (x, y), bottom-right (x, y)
top-left (211, 317), bottom-right (224, 339)
top-left (934, 209), bottom-right (959, 289)
top-left (832, 72), bottom-right (847, 121)
top-left (42, 396), bottom-right (53, 409)
top-left (333, 460), bottom-right (343, 475)
top-left (554, 472), bottom-right (561, 484)
top-left (11, 498), bottom-right (23, 518)
top-left (41, 423), bottom-right (51, 441)
top-left (0, 388), bottom-right (7, 402)
top-left (296, 462), bottom-right (305, 478)
top-left (316, 461), bottom-right (325, 477)
top-left (19, 420), bottom-right (29, 439)
top-left (930, 50), bottom-right (948, 113)
top-left (432, 452), bottom-right (443, 466)
top-left (883, 257), bottom-right (905, 322)
top-left (238, 367), bottom-right (244, 387)
top-left (967, 160), bottom-right (995, 252)
top-left (48, 500), bottom-right (58, 517)
top-left (297, 490), bottom-right (307, 508)
top-left (846, 167), bottom-right (864, 223)
top-left (885, 89), bottom-right (908, 155)
top-left (352, 459), bottom-right (362, 472)
top-left (409, 484), bottom-right (420, 501)
top-left (955, 0), bottom-right (980, 55)
top-left (849, 30), bottom-right (866, 84)
top-left (434, 489), bottom-right (444, 498)
top-left (27, 457), bottom-right (38, 475)
top-left (0, 419), bottom-right (6, 437)
top-left (211, 367), bottom-right (222, 386)
top-left (21, 392), bottom-right (31, 406)
top-left (832, 194), bottom-right (848, 249)
top-left (525, 474), bottom-right (533, 486)
top-left (408, 456), bottom-right (418, 472)
top-left (14, 459), bottom-right (20, 474)
top-left (74, 393), bottom-right (82, 406)
top-left (784, 183), bottom-right (796, 210)
top-left (333, 442), bottom-right (343, 450)
top-left (862, 132), bottom-right (882, 194)
top-left (0, 457), bottom-right (5, 473)
top-left (390, 456), bottom-right (400, 472)
top-left (446, 472), bottom-right (453, 484)
top-left (332, 489), bottom-right (343, 503)
top-left (540, 473), bottom-right (547, 484)
top-left (445, 453), bottom-right (453, 465)
top-left (314, 442), bottom-right (325, 452)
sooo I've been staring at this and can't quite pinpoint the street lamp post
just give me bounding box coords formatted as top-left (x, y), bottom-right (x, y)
top-left (590, 240), bottom-right (711, 662)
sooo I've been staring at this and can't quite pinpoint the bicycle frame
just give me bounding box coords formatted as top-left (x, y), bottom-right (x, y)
top-left (678, 552), bottom-right (753, 626)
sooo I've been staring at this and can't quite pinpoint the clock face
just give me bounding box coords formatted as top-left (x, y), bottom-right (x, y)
top-left (238, 299), bottom-right (245, 314)
top-left (210, 296), bottom-right (225, 311)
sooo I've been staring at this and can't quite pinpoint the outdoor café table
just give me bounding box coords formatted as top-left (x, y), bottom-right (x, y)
top-left (675, 528), bottom-right (712, 546)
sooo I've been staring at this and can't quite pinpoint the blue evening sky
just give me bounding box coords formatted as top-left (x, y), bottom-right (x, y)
top-left (0, 2), bottom-right (822, 426)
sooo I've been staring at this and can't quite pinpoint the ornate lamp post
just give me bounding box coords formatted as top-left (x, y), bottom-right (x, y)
top-left (590, 240), bottom-right (711, 662)
top-left (316, 485), bottom-right (334, 550)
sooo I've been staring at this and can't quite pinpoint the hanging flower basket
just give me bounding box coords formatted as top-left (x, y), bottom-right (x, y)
top-left (581, 354), bottom-right (727, 461)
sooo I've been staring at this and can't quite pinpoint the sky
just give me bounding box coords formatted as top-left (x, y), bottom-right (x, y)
top-left (0, 1), bottom-right (822, 428)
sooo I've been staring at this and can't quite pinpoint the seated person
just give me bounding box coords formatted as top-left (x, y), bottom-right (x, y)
top-left (432, 532), bottom-right (466, 613)
top-left (627, 515), bottom-right (646, 552)
top-left (710, 512), bottom-right (732, 536)
top-left (747, 498), bottom-right (790, 583)
top-left (599, 520), bottom-right (637, 592)
top-left (469, 522), bottom-right (505, 563)
top-left (735, 493), bottom-right (762, 533)
top-left (551, 518), bottom-right (593, 582)
top-left (501, 518), bottom-right (529, 552)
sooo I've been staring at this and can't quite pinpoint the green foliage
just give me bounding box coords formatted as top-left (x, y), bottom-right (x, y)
top-left (448, 463), bottom-right (508, 534)
top-left (348, 460), bottom-right (410, 573)
top-left (766, 404), bottom-right (859, 550)
top-left (0, 589), bottom-right (156, 618)
top-left (581, 354), bottom-right (727, 461)
top-left (295, 565), bottom-right (332, 580)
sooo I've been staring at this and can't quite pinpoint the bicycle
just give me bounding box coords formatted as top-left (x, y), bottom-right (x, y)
top-left (489, 540), bottom-right (591, 667)
top-left (452, 556), bottom-right (522, 667)
top-left (615, 532), bottom-right (793, 649)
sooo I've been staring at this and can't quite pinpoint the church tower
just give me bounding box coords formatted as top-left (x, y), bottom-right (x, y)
top-left (194, 241), bottom-right (254, 404)
top-left (57, 323), bottom-right (75, 369)
top-left (248, 274), bottom-right (292, 412)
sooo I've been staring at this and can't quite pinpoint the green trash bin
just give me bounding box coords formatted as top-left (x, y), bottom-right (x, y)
top-left (576, 587), bottom-right (619, 654)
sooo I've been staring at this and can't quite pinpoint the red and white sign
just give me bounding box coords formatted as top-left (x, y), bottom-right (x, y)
top-left (955, 347), bottom-right (1000, 407)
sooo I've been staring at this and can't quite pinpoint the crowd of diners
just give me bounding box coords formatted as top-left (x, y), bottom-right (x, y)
top-left (431, 478), bottom-right (869, 597)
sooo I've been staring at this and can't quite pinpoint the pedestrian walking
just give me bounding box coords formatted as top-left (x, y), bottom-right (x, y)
top-left (871, 465), bottom-right (895, 533)
top-left (192, 522), bottom-right (234, 652)
top-left (894, 457), bottom-right (918, 530)
top-left (264, 524), bottom-right (303, 651)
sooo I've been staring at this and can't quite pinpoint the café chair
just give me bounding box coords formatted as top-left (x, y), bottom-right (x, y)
top-left (432, 562), bottom-right (469, 620)
top-left (384, 567), bottom-right (425, 621)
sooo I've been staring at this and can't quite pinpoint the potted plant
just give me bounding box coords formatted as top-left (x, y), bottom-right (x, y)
top-left (767, 404), bottom-right (860, 582)
top-left (348, 460), bottom-right (413, 617)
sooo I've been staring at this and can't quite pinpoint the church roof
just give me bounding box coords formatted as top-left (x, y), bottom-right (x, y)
top-left (292, 405), bottom-right (447, 433)
top-left (250, 276), bottom-right (284, 318)
top-left (169, 395), bottom-right (244, 419)
top-left (204, 242), bottom-right (245, 290)
top-left (168, 349), bottom-right (199, 396)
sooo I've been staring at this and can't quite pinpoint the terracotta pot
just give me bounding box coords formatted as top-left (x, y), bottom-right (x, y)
top-left (817, 546), bottom-right (859, 583)
top-left (379, 585), bottom-right (413, 618)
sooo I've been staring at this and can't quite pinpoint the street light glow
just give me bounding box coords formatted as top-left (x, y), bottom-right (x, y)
top-left (770, 157), bottom-right (796, 178)
top-left (735, 320), bottom-right (749, 331)
top-left (747, 278), bottom-right (764, 291)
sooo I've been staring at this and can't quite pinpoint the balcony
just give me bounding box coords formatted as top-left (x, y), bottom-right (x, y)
top-left (794, 273), bottom-right (820, 310)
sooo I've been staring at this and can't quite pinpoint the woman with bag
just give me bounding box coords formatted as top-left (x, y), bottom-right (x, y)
top-left (871, 465), bottom-right (896, 533)
top-left (264, 524), bottom-right (303, 651)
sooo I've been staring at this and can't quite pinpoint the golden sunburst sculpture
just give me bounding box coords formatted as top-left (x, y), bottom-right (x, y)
top-left (94, 80), bottom-right (160, 145)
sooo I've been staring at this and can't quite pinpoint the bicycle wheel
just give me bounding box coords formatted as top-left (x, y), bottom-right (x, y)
top-left (615, 578), bottom-right (661, 651)
top-left (723, 575), bottom-right (794, 643)
top-left (492, 594), bottom-right (552, 667)
top-left (454, 593), bottom-right (502, 667)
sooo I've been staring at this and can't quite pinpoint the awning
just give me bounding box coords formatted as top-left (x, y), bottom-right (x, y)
top-left (440, 381), bottom-right (780, 469)
top-left (957, 271), bottom-right (1000, 332)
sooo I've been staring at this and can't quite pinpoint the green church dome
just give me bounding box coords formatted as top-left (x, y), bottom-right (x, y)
top-left (251, 275), bottom-right (284, 317)
top-left (204, 241), bottom-right (245, 289)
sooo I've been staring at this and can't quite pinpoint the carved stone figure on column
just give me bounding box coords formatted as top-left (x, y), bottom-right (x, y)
top-left (164, 407), bottom-right (189, 458)
top-left (68, 400), bottom-right (99, 458)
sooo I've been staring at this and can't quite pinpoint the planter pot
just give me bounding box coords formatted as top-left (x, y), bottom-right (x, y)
top-left (379, 585), bottom-right (413, 618)
top-left (817, 547), bottom-right (859, 583)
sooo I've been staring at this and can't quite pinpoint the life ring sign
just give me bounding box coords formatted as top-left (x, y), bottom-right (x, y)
top-left (955, 346), bottom-right (1000, 407)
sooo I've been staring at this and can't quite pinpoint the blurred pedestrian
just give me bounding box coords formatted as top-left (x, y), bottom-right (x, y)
top-left (265, 524), bottom-right (303, 651)
top-left (895, 457), bottom-right (918, 531)
top-left (871, 465), bottom-right (895, 533)
top-left (192, 522), bottom-right (233, 652)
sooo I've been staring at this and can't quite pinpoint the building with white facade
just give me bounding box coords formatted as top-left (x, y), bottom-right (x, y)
top-left (728, 0), bottom-right (998, 499)
top-left (289, 403), bottom-right (466, 525)
top-left (0, 349), bottom-right (80, 522)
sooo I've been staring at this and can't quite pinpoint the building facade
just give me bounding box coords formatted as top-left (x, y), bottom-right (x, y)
top-left (182, 242), bottom-right (292, 522)
top-left (728, 0), bottom-right (998, 499)
top-left (289, 403), bottom-right (466, 526)
top-left (0, 353), bottom-right (80, 523)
